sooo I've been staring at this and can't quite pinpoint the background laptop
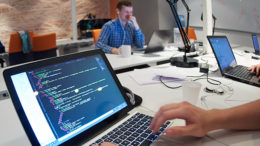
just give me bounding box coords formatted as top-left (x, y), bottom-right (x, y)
top-left (135, 30), bottom-right (172, 54)
top-left (252, 34), bottom-right (260, 55)
top-left (207, 36), bottom-right (260, 87)
top-left (3, 49), bottom-right (170, 146)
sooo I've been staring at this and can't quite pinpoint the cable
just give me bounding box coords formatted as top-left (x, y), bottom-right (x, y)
top-left (159, 76), bottom-right (182, 89)
top-left (192, 73), bottom-right (221, 86)
top-left (160, 72), bottom-right (221, 89)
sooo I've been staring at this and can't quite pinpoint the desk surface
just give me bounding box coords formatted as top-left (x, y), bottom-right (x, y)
top-left (1, 46), bottom-right (260, 145)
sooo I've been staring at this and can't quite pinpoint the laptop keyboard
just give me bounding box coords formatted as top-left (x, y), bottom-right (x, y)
top-left (91, 113), bottom-right (170, 146)
top-left (227, 65), bottom-right (253, 80)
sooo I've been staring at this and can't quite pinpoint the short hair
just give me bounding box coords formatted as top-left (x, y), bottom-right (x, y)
top-left (116, 0), bottom-right (132, 10)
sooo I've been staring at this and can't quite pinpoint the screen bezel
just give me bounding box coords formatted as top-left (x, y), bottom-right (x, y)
top-left (3, 49), bottom-right (132, 146)
top-left (207, 35), bottom-right (237, 75)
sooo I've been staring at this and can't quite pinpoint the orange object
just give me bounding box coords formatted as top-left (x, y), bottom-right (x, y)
top-left (110, 0), bottom-right (119, 19)
top-left (92, 29), bottom-right (102, 44)
top-left (8, 31), bottom-right (56, 53)
top-left (8, 31), bottom-right (57, 66)
top-left (183, 27), bottom-right (197, 40)
top-left (32, 33), bottom-right (56, 52)
top-left (8, 31), bottom-right (34, 53)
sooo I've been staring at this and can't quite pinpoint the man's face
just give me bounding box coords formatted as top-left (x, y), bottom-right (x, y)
top-left (118, 6), bottom-right (133, 22)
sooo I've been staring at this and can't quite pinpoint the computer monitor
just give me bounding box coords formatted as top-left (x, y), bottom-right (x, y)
top-left (252, 34), bottom-right (259, 55)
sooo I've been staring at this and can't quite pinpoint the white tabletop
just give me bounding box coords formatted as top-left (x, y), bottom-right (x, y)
top-left (115, 53), bottom-right (260, 145)
top-left (105, 46), bottom-right (178, 71)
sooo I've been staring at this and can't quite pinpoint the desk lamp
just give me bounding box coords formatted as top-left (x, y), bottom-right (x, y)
top-left (166, 0), bottom-right (198, 68)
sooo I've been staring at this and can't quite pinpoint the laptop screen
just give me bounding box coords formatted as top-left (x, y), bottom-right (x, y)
top-left (10, 54), bottom-right (127, 146)
top-left (208, 37), bottom-right (236, 71)
top-left (252, 35), bottom-right (259, 51)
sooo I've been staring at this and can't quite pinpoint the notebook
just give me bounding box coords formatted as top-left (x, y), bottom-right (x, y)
top-left (252, 34), bottom-right (260, 55)
top-left (135, 30), bottom-right (172, 54)
top-left (207, 36), bottom-right (260, 87)
top-left (3, 49), bottom-right (171, 146)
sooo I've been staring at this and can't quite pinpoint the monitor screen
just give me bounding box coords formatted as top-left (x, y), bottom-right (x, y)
top-left (208, 37), bottom-right (236, 71)
top-left (252, 35), bottom-right (259, 51)
top-left (10, 54), bottom-right (127, 146)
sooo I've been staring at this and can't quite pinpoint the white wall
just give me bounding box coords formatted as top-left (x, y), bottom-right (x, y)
top-left (194, 27), bottom-right (256, 51)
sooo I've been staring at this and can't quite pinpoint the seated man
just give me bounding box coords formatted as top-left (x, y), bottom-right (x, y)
top-left (96, 0), bottom-right (145, 54)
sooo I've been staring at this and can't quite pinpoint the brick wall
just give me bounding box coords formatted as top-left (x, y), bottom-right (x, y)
top-left (0, 0), bottom-right (110, 50)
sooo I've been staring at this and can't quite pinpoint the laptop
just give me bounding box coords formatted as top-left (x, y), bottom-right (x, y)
top-left (252, 34), bottom-right (260, 55)
top-left (207, 36), bottom-right (260, 87)
top-left (3, 49), bottom-right (171, 146)
top-left (135, 30), bottom-right (172, 54)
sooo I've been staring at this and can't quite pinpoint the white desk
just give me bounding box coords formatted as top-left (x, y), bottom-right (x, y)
top-left (105, 47), bottom-right (178, 71)
top-left (115, 54), bottom-right (260, 145)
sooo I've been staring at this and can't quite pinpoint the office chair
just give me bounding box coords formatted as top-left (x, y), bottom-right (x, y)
top-left (32, 33), bottom-right (57, 60)
top-left (183, 27), bottom-right (197, 40)
top-left (92, 29), bottom-right (102, 44)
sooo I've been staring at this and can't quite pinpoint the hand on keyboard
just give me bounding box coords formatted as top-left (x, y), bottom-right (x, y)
top-left (248, 64), bottom-right (260, 81)
top-left (149, 102), bottom-right (210, 137)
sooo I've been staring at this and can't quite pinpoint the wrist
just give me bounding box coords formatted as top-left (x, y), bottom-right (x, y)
top-left (204, 109), bottom-right (225, 132)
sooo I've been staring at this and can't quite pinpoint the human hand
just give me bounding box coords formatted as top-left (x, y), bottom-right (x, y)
top-left (93, 142), bottom-right (117, 146)
top-left (129, 16), bottom-right (140, 30)
top-left (111, 48), bottom-right (121, 55)
top-left (248, 64), bottom-right (260, 77)
top-left (150, 102), bottom-right (211, 137)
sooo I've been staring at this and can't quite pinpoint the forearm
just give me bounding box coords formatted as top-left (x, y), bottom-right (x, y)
top-left (134, 30), bottom-right (145, 48)
top-left (206, 99), bottom-right (260, 131)
top-left (95, 42), bottom-right (113, 53)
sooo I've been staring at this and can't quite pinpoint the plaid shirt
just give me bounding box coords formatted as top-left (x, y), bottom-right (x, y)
top-left (96, 18), bottom-right (145, 53)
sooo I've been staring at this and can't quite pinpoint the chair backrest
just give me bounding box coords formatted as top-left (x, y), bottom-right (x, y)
top-left (32, 33), bottom-right (56, 52)
top-left (92, 29), bottom-right (102, 44)
top-left (183, 27), bottom-right (197, 40)
top-left (8, 31), bottom-right (34, 53)
top-left (7, 32), bottom-right (57, 66)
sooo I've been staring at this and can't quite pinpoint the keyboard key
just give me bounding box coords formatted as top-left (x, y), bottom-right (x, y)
top-left (127, 136), bottom-right (135, 141)
top-left (147, 134), bottom-right (156, 141)
top-left (140, 126), bottom-right (147, 131)
top-left (136, 129), bottom-right (143, 133)
top-left (129, 128), bottom-right (136, 132)
top-left (133, 124), bottom-right (140, 129)
top-left (113, 138), bottom-right (122, 144)
top-left (121, 140), bottom-right (131, 145)
top-left (120, 127), bottom-right (128, 132)
top-left (131, 141), bottom-right (140, 146)
top-left (115, 131), bottom-right (123, 135)
top-left (122, 121), bottom-right (129, 125)
top-left (136, 137), bottom-right (144, 142)
top-left (119, 135), bottom-right (127, 140)
top-left (131, 132), bottom-right (139, 137)
top-left (125, 124), bottom-right (132, 128)
top-left (129, 121), bottom-right (137, 125)
top-left (141, 133), bottom-right (148, 138)
top-left (144, 129), bottom-right (152, 134)
top-left (107, 131), bottom-right (114, 135)
top-left (137, 121), bottom-right (145, 125)
top-left (110, 134), bottom-right (118, 139)
top-left (104, 138), bottom-right (113, 142)
top-left (124, 131), bottom-right (132, 136)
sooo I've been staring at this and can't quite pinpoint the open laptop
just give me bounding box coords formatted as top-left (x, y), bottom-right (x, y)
top-left (3, 49), bottom-right (171, 146)
top-left (252, 34), bottom-right (260, 55)
top-left (207, 36), bottom-right (260, 87)
top-left (135, 30), bottom-right (172, 54)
